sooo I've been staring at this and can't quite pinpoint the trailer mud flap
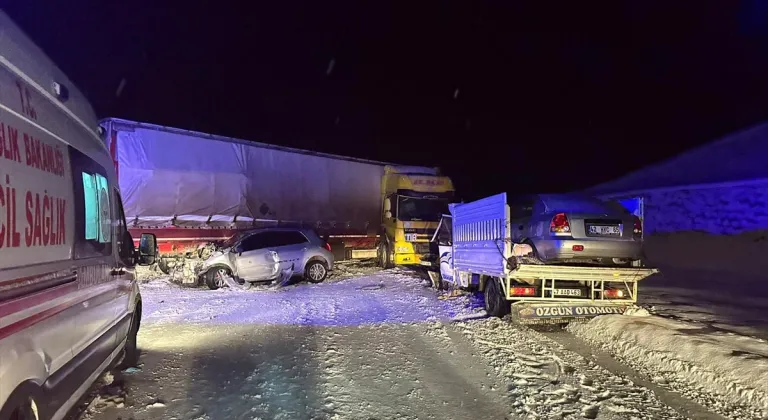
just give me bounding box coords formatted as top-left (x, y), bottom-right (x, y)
top-left (512, 303), bottom-right (629, 325)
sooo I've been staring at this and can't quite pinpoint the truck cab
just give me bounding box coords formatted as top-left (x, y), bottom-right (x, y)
top-left (379, 166), bottom-right (455, 266)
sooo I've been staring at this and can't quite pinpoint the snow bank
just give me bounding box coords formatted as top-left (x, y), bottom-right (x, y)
top-left (569, 314), bottom-right (768, 418)
top-left (644, 230), bottom-right (768, 282)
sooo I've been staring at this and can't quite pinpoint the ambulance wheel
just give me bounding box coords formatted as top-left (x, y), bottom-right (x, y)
top-left (484, 278), bottom-right (509, 317)
top-left (118, 301), bottom-right (142, 369)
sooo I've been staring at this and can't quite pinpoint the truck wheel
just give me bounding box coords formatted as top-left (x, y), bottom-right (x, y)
top-left (484, 278), bottom-right (509, 317)
top-left (378, 243), bottom-right (394, 269)
top-left (305, 260), bottom-right (328, 283)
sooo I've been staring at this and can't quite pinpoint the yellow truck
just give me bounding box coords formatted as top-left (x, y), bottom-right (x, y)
top-left (377, 166), bottom-right (455, 267)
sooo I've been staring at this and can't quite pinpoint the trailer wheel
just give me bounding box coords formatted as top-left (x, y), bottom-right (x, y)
top-left (157, 257), bottom-right (171, 275)
top-left (484, 278), bottom-right (509, 317)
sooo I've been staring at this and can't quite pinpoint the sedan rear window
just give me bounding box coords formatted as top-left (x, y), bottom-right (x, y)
top-left (539, 194), bottom-right (623, 214)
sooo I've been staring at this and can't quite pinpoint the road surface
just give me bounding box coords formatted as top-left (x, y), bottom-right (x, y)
top-left (74, 264), bottom-right (700, 420)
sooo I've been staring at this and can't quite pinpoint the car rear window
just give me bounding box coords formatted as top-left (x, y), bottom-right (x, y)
top-left (539, 194), bottom-right (622, 214)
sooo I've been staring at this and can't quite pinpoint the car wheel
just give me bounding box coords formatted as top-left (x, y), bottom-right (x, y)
top-left (305, 260), bottom-right (328, 283)
top-left (206, 267), bottom-right (231, 290)
top-left (484, 278), bottom-right (509, 318)
top-left (118, 302), bottom-right (141, 369)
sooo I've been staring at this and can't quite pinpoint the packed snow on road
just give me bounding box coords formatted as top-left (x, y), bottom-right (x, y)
top-left (71, 262), bottom-right (763, 420)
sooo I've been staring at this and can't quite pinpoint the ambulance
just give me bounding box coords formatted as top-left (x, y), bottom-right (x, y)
top-left (0, 10), bottom-right (157, 420)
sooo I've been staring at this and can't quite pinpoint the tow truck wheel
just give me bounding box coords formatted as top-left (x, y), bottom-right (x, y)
top-left (484, 278), bottom-right (510, 317)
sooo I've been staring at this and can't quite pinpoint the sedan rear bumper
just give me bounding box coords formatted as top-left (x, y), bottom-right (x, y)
top-left (534, 238), bottom-right (642, 262)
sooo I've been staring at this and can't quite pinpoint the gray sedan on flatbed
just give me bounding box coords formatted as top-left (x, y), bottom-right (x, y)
top-left (508, 194), bottom-right (642, 266)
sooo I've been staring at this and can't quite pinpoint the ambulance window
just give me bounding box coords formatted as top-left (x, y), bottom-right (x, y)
top-left (70, 147), bottom-right (113, 259)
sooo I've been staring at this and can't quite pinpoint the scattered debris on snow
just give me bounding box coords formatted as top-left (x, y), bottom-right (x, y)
top-left (569, 314), bottom-right (768, 419)
top-left (326, 258), bottom-right (382, 282)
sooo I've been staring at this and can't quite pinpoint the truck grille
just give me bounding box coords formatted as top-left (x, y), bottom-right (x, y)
top-left (412, 242), bottom-right (431, 255)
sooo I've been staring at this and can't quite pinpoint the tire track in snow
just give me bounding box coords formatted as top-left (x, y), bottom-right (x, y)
top-left (536, 325), bottom-right (727, 420)
top-left (452, 317), bottom-right (692, 419)
top-left (308, 322), bottom-right (511, 419)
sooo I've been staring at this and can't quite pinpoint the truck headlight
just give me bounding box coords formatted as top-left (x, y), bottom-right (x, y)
top-left (397, 246), bottom-right (411, 253)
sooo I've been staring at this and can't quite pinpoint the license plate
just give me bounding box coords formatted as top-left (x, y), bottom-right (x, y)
top-left (553, 288), bottom-right (582, 296)
top-left (589, 225), bottom-right (620, 235)
top-left (405, 233), bottom-right (418, 242)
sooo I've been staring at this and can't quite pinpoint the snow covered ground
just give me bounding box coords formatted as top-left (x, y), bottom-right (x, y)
top-left (639, 272), bottom-right (768, 341)
top-left (73, 263), bottom-right (694, 420)
top-left (569, 313), bottom-right (768, 420)
top-left (641, 231), bottom-right (768, 340)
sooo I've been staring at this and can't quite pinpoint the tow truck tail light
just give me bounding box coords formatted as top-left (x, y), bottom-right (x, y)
top-left (550, 213), bottom-right (571, 234)
top-left (604, 289), bottom-right (625, 299)
top-left (633, 216), bottom-right (642, 235)
top-left (325, 242), bottom-right (332, 252)
top-left (510, 286), bottom-right (536, 296)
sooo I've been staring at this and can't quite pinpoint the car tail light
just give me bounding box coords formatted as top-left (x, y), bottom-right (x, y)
top-left (572, 245), bottom-right (584, 251)
top-left (325, 242), bottom-right (332, 252)
top-left (633, 216), bottom-right (642, 235)
top-left (510, 286), bottom-right (536, 296)
top-left (550, 213), bottom-right (571, 234)
top-left (604, 289), bottom-right (625, 299)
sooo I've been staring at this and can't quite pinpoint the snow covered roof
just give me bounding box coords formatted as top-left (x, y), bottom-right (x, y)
top-left (586, 121), bottom-right (768, 195)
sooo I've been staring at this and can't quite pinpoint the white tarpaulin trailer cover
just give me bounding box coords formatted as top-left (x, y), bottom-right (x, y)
top-left (106, 119), bottom-right (389, 232)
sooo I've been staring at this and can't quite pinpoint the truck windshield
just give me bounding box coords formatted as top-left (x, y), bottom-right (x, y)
top-left (397, 196), bottom-right (449, 222)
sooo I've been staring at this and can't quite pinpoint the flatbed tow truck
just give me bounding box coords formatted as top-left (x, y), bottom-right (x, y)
top-left (424, 193), bottom-right (657, 324)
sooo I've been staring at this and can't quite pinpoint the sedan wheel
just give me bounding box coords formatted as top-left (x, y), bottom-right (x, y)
top-left (305, 261), bottom-right (328, 283)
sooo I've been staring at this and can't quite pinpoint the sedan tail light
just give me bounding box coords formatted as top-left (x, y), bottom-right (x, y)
top-left (325, 242), bottom-right (332, 252)
top-left (550, 213), bottom-right (571, 234)
top-left (633, 216), bottom-right (642, 235)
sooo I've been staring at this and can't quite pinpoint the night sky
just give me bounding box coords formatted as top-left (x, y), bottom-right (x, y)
top-left (6, 1), bottom-right (768, 200)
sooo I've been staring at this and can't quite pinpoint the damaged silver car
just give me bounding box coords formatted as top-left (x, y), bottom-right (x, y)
top-left (198, 228), bottom-right (334, 289)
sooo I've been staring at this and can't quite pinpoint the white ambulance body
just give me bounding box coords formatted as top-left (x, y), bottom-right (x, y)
top-left (0, 10), bottom-right (155, 420)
